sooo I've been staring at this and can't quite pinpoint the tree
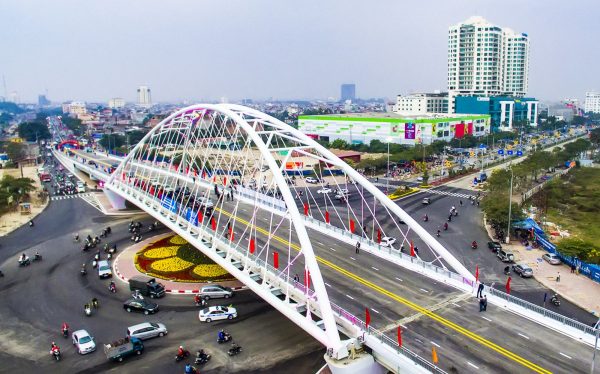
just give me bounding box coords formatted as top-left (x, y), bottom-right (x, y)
top-left (4, 142), bottom-right (25, 162)
top-left (62, 117), bottom-right (84, 136)
top-left (480, 192), bottom-right (525, 228)
top-left (590, 128), bottom-right (600, 147)
top-left (330, 139), bottom-right (349, 150)
top-left (99, 134), bottom-right (125, 150)
top-left (0, 175), bottom-right (36, 207)
top-left (18, 121), bottom-right (51, 141)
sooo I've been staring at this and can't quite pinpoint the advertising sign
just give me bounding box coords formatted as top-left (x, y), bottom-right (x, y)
top-left (404, 123), bottom-right (415, 139)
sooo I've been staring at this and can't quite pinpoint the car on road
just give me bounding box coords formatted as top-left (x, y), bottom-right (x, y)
top-left (200, 285), bottom-right (234, 300)
top-left (487, 241), bottom-right (502, 253)
top-left (305, 177), bottom-right (318, 184)
top-left (199, 305), bottom-right (238, 323)
top-left (512, 263), bottom-right (534, 278)
top-left (76, 181), bottom-right (86, 193)
top-left (380, 237), bottom-right (397, 248)
top-left (97, 260), bottom-right (112, 278)
top-left (497, 248), bottom-right (515, 263)
top-left (72, 329), bottom-right (96, 354)
top-left (422, 197), bottom-right (431, 205)
top-left (317, 187), bottom-right (332, 194)
top-left (335, 188), bottom-right (349, 196)
top-left (542, 253), bottom-right (561, 265)
top-left (127, 322), bottom-right (168, 340)
top-left (123, 298), bottom-right (159, 315)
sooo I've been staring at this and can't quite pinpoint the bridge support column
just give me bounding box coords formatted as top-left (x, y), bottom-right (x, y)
top-left (104, 189), bottom-right (126, 210)
top-left (324, 351), bottom-right (385, 374)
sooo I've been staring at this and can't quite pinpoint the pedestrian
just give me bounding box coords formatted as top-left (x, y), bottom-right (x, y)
top-left (479, 297), bottom-right (485, 312)
top-left (576, 265), bottom-right (580, 275)
top-left (355, 241), bottom-right (360, 254)
top-left (483, 295), bottom-right (488, 311)
top-left (570, 264), bottom-right (576, 273)
top-left (293, 274), bottom-right (299, 282)
top-left (476, 200), bottom-right (480, 207)
top-left (477, 282), bottom-right (484, 298)
top-left (459, 200), bottom-right (463, 206)
top-left (414, 246), bottom-right (419, 256)
top-left (227, 220), bottom-right (232, 231)
top-left (556, 272), bottom-right (560, 282)
top-left (448, 214), bottom-right (452, 222)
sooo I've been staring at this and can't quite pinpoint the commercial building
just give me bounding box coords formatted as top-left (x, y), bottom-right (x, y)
top-left (340, 84), bottom-right (356, 102)
top-left (454, 96), bottom-right (538, 131)
top-left (395, 92), bottom-right (449, 115)
top-left (62, 101), bottom-right (87, 115)
top-left (584, 92), bottom-right (600, 114)
top-left (137, 86), bottom-right (152, 107)
top-left (298, 112), bottom-right (490, 146)
top-left (38, 95), bottom-right (50, 106)
top-left (447, 16), bottom-right (530, 97)
top-left (108, 97), bottom-right (126, 109)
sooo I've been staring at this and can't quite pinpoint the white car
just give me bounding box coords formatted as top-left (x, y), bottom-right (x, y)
top-left (72, 329), bottom-right (96, 354)
top-left (97, 260), bottom-right (112, 278)
top-left (198, 305), bottom-right (238, 323)
top-left (305, 177), bottom-right (318, 184)
top-left (76, 182), bottom-right (86, 193)
top-left (380, 237), bottom-right (397, 248)
top-left (317, 187), bottom-right (332, 194)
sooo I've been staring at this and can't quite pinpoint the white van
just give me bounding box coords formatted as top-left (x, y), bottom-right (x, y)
top-left (127, 322), bottom-right (168, 340)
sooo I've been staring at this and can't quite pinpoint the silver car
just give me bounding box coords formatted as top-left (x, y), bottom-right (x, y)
top-left (200, 285), bottom-right (234, 300)
top-left (127, 322), bottom-right (168, 340)
top-left (512, 263), bottom-right (534, 278)
top-left (542, 253), bottom-right (561, 265)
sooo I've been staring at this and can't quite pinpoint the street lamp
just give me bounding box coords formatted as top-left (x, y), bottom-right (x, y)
top-left (591, 318), bottom-right (600, 374)
top-left (506, 165), bottom-right (514, 244)
top-left (386, 137), bottom-right (392, 194)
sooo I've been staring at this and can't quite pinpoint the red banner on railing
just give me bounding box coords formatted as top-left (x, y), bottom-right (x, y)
top-left (325, 211), bottom-right (330, 223)
top-left (273, 252), bottom-right (279, 269)
top-left (249, 238), bottom-right (255, 254)
top-left (350, 219), bottom-right (355, 234)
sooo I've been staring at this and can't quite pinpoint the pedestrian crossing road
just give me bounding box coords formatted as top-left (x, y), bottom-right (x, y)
top-left (50, 193), bottom-right (92, 201)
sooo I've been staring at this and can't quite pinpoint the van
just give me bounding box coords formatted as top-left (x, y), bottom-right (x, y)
top-left (200, 285), bottom-right (234, 300)
top-left (497, 249), bottom-right (515, 263)
top-left (127, 322), bottom-right (168, 340)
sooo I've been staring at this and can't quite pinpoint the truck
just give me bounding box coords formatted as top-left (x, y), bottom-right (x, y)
top-left (40, 173), bottom-right (52, 183)
top-left (129, 275), bottom-right (166, 298)
top-left (103, 337), bottom-right (143, 362)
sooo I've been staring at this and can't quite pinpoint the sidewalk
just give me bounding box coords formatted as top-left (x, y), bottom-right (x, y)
top-left (485, 224), bottom-right (600, 316)
top-left (113, 233), bottom-right (245, 294)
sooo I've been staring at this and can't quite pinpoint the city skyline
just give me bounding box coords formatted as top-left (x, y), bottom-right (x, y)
top-left (2, 0), bottom-right (599, 103)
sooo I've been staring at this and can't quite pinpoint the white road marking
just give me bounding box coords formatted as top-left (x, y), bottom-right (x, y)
top-left (415, 338), bottom-right (424, 344)
top-left (395, 277), bottom-right (403, 282)
top-left (371, 308), bottom-right (380, 314)
top-left (430, 341), bottom-right (441, 348)
top-left (371, 266), bottom-right (380, 271)
top-left (452, 303), bottom-right (461, 308)
top-left (419, 288), bottom-right (429, 293)
top-left (518, 333), bottom-right (530, 340)
top-left (329, 247), bottom-right (336, 252)
top-left (481, 316), bottom-right (492, 322)
top-left (467, 362), bottom-right (480, 369)
top-left (559, 352), bottom-right (572, 360)
top-left (345, 294), bottom-right (354, 300)
top-left (399, 324), bottom-right (408, 329)
top-left (324, 282), bottom-right (332, 288)
top-left (350, 257), bottom-right (356, 261)
top-left (317, 242), bottom-right (324, 246)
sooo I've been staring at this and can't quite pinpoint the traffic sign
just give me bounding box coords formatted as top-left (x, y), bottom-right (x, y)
top-left (470, 151), bottom-right (475, 157)
top-left (507, 150), bottom-right (514, 155)
top-left (517, 150), bottom-right (523, 156)
top-left (498, 149), bottom-right (504, 155)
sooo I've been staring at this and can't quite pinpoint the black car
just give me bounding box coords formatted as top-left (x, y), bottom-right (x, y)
top-left (123, 298), bottom-right (159, 315)
top-left (487, 241), bottom-right (502, 253)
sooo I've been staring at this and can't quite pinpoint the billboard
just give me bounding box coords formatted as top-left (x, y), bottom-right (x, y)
top-left (404, 123), bottom-right (415, 139)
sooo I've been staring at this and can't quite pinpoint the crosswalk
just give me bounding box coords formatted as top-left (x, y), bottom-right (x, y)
top-left (424, 189), bottom-right (477, 199)
top-left (50, 193), bottom-right (92, 201)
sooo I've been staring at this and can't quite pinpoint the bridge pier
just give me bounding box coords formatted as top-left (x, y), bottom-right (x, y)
top-left (104, 189), bottom-right (127, 210)
top-left (324, 350), bottom-right (386, 374)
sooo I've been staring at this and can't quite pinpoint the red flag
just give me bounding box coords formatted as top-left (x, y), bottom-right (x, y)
top-left (249, 238), bottom-right (255, 254)
top-left (212, 175), bottom-right (216, 183)
top-left (202, 171), bottom-right (207, 179)
top-left (410, 241), bottom-right (415, 257)
top-left (506, 276), bottom-right (512, 294)
top-left (350, 219), bottom-right (355, 234)
top-left (304, 203), bottom-right (308, 216)
top-left (475, 265), bottom-right (479, 283)
top-left (198, 209), bottom-right (203, 224)
top-left (211, 217), bottom-right (216, 231)
top-left (229, 227), bottom-right (234, 241)
top-left (325, 211), bottom-right (330, 223)
top-left (365, 308), bottom-right (371, 328)
top-left (223, 177), bottom-right (227, 186)
top-left (397, 327), bottom-right (403, 347)
top-left (377, 229), bottom-right (382, 243)
top-left (273, 252), bottom-right (279, 269)
top-left (304, 269), bottom-right (310, 288)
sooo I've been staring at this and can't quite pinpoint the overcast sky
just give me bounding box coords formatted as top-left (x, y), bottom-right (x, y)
top-left (2, 0), bottom-right (598, 103)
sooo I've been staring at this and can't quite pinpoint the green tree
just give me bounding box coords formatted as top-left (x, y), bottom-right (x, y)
top-left (330, 139), bottom-right (349, 150)
top-left (3, 142), bottom-right (25, 162)
top-left (18, 121), bottom-right (51, 141)
top-left (62, 117), bottom-right (84, 136)
top-left (0, 175), bottom-right (36, 207)
top-left (99, 134), bottom-right (125, 150)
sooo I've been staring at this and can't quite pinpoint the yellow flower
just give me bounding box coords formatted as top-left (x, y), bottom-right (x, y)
top-left (150, 257), bottom-right (194, 273)
top-left (192, 264), bottom-right (230, 278)
top-left (143, 246), bottom-right (180, 259)
top-left (169, 235), bottom-right (188, 245)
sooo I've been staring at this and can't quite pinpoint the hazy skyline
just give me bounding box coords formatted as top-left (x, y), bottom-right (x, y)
top-left (2, 0), bottom-right (599, 103)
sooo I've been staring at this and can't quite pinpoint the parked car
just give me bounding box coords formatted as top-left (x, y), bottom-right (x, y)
top-left (542, 253), bottom-right (561, 265)
top-left (305, 177), bottom-right (318, 184)
top-left (72, 329), bottom-right (96, 354)
top-left (200, 285), bottom-right (234, 300)
top-left (123, 298), bottom-right (159, 315)
top-left (487, 241), bottom-right (502, 253)
top-left (512, 263), bottom-right (534, 278)
top-left (497, 249), bottom-right (515, 263)
top-left (317, 187), bottom-right (332, 194)
top-left (127, 322), bottom-right (168, 340)
top-left (97, 260), bottom-right (112, 279)
top-left (422, 197), bottom-right (431, 205)
top-left (380, 237), bottom-right (397, 248)
top-left (199, 306), bottom-right (238, 323)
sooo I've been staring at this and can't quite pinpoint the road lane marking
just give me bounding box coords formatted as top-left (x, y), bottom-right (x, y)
top-left (317, 241), bottom-right (324, 246)
top-left (371, 266), bottom-right (379, 271)
top-left (419, 288), bottom-right (429, 293)
top-left (431, 341), bottom-right (441, 348)
top-left (452, 303), bottom-right (461, 308)
top-left (518, 333), bottom-right (530, 340)
top-left (481, 316), bottom-right (492, 322)
top-left (559, 352), bottom-right (572, 360)
top-left (219, 208), bottom-right (552, 374)
top-left (371, 308), bottom-right (380, 314)
top-left (399, 324), bottom-right (408, 329)
top-left (350, 257), bottom-right (356, 261)
top-left (346, 294), bottom-right (354, 300)
top-left (324, 282), bottom-right (332, 288)
top-left (415, 338), bottom-right (424, 344)
top-left (395, 277), bottom-right (403, 282)
top-left (329, 247), bottom-right (336, 252)
top-left (467, 362), bottom-right (480, 369)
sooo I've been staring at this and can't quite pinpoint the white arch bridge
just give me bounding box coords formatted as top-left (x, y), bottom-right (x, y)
top-left (51, 105), bottom-right (599, 374)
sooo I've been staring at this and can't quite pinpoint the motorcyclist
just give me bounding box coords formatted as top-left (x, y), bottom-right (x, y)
top-left (423, 214), bottom-right (429, 222)
top-left (194, 294), bottom-right (202, 306)
top-left (50, 342), bottom-right (60, 356)
top-left (62, 322), bottom-right (69, 337)
top-left (19, 253), bottom-right (28, 264)
top-left (177, 345), bottom-right (187, 359)
top-left (504, 265), bottom-right (510, 275)
top-left (443, 222), bottom-right (448, 231)
top-left (471, 240), bottom-right (478, 249)
top-left (218, 329), bottom-right (226, 341)
top-left (109, 281), bottom-right (116, 292)
top-left (184, 364), bottom-right (196, 374)
top-left (436, 229), bottom-right (441, 237)
top-left (92, 298), bottom-right (99, 308)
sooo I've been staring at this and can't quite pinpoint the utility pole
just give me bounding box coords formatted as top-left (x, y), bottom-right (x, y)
top-left (591, 318), bottom-right (600, 374)
top-left (506, 165), bottom-right (514, 244)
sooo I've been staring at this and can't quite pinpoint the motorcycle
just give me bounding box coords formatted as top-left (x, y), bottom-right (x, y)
top-left (50, 349), bottom-right (61, 361)
top-left (108, 282), bottom-right (117, 293)
top-left (471, 242), bottom-right (478, 250)
top-left (81, 267), bottom-right (87, 276)
top-left (32, 253), bottom-right (42, 262)
top-left (62, 328), bottom-right (68, 338)
top-left (194, 352), bottom-right (211, 365)
top-left (18, 257), bottom-right (31, 267)
top-left (105, 227), bottom-right (111, 235)
top-left (217, 333), bottom-right (232, 344)
top-left (227, 344), bottom-right (242, 356)
top-left (131, 234), bottom-right (142, 243)
top-left (29, 220), bottom-right (34, 227)
top-left (503, 266), bottom-right (511, 276)
top-left (175, 350), bottom-right (190, 362)
top-left (84, 305), bottom-right (92, 316)
top-left (551, 294), bottom-right (560, 306)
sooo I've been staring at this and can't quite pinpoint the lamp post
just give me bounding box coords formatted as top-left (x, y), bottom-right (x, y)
top-left (506, 165), bottom-right (514, 244)
top-left (386, 137), bottom-right (391, 194)
top-left (591, 318), bottom-right (600, 374)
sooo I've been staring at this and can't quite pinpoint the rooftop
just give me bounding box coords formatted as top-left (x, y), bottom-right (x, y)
top-left (299, 112), bottom-right (487, 121)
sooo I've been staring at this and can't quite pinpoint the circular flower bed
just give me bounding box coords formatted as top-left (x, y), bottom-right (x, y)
top-left (135, 235), bottom-right (235, 283)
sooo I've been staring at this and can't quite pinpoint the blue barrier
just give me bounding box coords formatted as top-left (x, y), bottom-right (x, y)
top-left (161, 197), bottom-right (178, 213)
top-left (185, 207), bottom-right (199, 226)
